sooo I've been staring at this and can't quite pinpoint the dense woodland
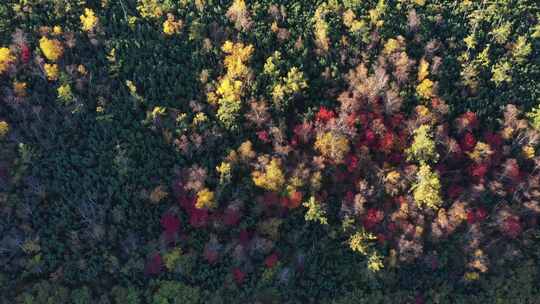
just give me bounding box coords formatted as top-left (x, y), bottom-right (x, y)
top-left (1, 0), bottom-right (540, 303)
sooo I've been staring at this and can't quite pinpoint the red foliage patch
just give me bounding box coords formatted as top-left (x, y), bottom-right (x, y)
top-left (288, 191), bottom-right (303, 209)
top-left (345, 154), bottom-right (359, 172)
top-left (189, 208), bottom-right (209, 228)
top-left (257, 130), bottom-right (270, 143)
top-left (475, 208), bottom-right (488, 222)
top-left (160, 213), bottom-right (180, 239)
top-left (379, 132), bottom-right (395, 152)
top-left (470, 163), bottom-right (488, 180)
top-left (363, 208), bottom-right (384, 230)
top-left (232, 268), bottom-right (246, 285)
top-left (264, 253), bottom-right (279, 268)
top-left (145, 253), bottom-right (163, 276)
top-left (178, 194), bottom-right (209, 228)
top-left (364, 129), bottom-right (376, 146)
top-left (503, 216), bottom-right (522, 238)
top-left (467, 207), bottom-right (489, 224)
top-left (20, 44), bottom-right (31, 64)
top-left (461, 132), bottom-right (476, 152)
top-left (316, 106), bottom-right (335, 122)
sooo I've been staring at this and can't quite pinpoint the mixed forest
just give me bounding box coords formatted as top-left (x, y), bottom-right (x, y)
top-left (1, 0), bottom-right (540, 303)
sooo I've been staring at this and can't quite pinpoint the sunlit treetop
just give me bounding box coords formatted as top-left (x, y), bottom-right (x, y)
top-left (0, 47), bottom-right (15, 74)
top-left (80, 8), bottom-right (99, 32)
top-left (39, 37), bottom-right (63, 61)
